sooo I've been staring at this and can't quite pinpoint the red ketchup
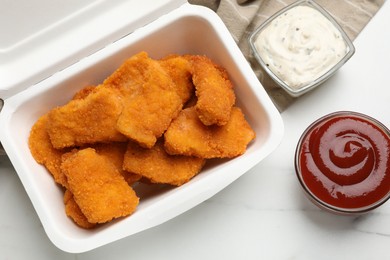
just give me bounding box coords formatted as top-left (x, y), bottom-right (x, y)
top-left (295, 111), bottom-right (390, 214)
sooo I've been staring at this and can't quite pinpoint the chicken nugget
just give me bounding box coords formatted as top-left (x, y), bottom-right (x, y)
top-left (64, 190), bottom-right (96, 229)
top-left (189, 55), bottom-right (236, 126)
top-left (103, 52), bottom-right (150, 97)
top-left (61, 148), bottom-right (139, 223)
top-left (63, 143), bottom-right (141, 186)
top-left (159, 54), bottom-right (194, 104)
top-left (123, 140), bottom-right (206, 186)
top-left (72, 85), bottom-right (97, 100)
top-left (113, 52), bottom-right (183, 148)
top-left (164, 107), bottom-right (255, 158)
top-left (28, 114), bottom-right (68, 188)
top-left (93, 142), bottom-right (141, 185)
top-left (47, 87), bottom-right (127, 149)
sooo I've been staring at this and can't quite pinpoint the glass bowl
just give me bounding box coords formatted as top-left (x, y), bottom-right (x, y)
top-left (295, 111), bottom-right (390, 215)
top-left (249, 0), bottom-right (355, 97)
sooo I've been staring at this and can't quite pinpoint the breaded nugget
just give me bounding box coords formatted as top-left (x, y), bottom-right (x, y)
top-left (47, 87), bottom-right (127, 149)
top-left (103, 52), bottom-right (150, 97)
top-left (63, 143), bottom-right (141, 186)
top-left (61, 148), bottom-right (139, 223)
top-left (72, 85), bottom-right (97, 100)
top-left (64, 190), bottom-right (96, 229)
top-left (189, 55), bottom-right (236, 126)
top-left (112, 52), bottom-right (183, 148)
top-left (159, 54), bottom-right (194, 104)
top-left (93, 142), bottom-right (141, 185)
top-left (164, 107), bottom-right (255, 158)
top-left (123, 140), bottom-right (206, 186)
top-left (28, 114), bottom-right (68, 188)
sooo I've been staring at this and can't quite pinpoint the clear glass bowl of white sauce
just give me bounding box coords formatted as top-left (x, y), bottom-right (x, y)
top-left (249, 0), bottom-right (355, 97)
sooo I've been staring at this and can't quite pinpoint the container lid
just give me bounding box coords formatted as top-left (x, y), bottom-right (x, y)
top-left (0, 0), bottom-right (186, 99)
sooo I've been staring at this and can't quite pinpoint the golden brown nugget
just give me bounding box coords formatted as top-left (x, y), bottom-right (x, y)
top-left (123, 140), bottom-right (206, 186)
top-left (61, 148), bottom-right (139, 223)
top-left (189, 55), bottom-right (236, 126)
top-left (116, 87), bottom-right (182, 148)
top-left (28, 114), bottom-right (68, 188)
top-left (72, 85), bottom-right (97, 100)
top-left (47, 87), bottom-right (127, 149)
top-left (64, 190), bottom-right (96, 229)
top-left (103, 52), bottom-right (150, 97)
top-left (159, 55), bottom-right (194, 104)
top-left (63, 144), bottom-right (141, 186)
top-left (164, 107), bottom-right (255, 158)
top-left (112, 52), bottom-right (183, 148)
top-left (93, 142), bottom-right (141, 185)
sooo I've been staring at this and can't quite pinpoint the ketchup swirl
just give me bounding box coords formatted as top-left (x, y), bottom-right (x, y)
top-left (296, 112), bottom-right (390, 211)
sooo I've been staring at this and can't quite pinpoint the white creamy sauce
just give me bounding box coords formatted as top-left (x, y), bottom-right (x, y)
top-left (254, 5), bottom-right (348, 89)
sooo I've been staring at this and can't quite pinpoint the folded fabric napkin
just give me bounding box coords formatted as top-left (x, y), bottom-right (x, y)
top-left (188, 0), bottom-right (385, 111)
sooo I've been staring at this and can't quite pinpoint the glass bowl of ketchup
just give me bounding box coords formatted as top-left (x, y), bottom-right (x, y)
top-left (295, 111), bottom-right (390, 215)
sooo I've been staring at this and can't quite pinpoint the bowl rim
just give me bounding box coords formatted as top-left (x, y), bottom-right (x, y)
top-left (294, 111), bottom-right (390, 215)
top-left (248, 0), bottom-right (356, 97)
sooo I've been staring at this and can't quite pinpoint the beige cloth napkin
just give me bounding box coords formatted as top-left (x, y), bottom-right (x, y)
top-left (188, 0), bottom-right (385, 111)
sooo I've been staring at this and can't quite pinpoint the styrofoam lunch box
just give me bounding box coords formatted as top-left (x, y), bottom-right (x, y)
top-left (0, 0), bottom-right (284, 253)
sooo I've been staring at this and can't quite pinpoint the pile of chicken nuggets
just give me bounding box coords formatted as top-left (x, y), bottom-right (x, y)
top-left (28, 51), bottom-right (256, 229)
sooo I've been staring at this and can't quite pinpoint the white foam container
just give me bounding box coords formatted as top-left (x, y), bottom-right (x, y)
top-left (0, 1), bottom-right (284, 253)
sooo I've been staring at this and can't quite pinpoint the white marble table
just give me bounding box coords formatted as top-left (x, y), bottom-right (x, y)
top-left (1, 1), bottom-right (390, 259)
